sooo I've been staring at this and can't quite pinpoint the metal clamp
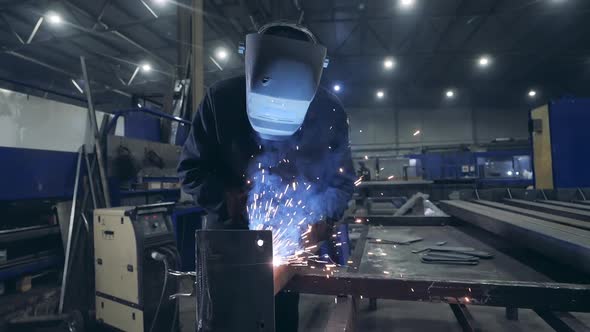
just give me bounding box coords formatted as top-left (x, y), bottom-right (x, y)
top-left (167, 269), bottom-right (196, 300)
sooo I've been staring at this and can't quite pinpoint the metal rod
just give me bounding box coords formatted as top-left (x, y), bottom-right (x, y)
top-left (81, 213), bottom-right (90, 232)
top-left (58, 146), bottom-right (83, 314)
top-left (127, 66), bottom-right (140, 86)
top-left (541, 189), bottom-right (548, 200)
top-left (26, 16), bottom-right (43, 44)
top-left (209, 56), bottom-right (223, 71)
top-left (506, 188), bottom-right (512, 199)
top-left (474, 188), bottom-right (480, 200)
top-left (578, 188), bottom-right (587, 201)
top-left (83, 147), bottom-right (98, 209)
top-left (81, 56), bottom-right (111, 207)
top-left (139, 0), bottom-right (158, 18)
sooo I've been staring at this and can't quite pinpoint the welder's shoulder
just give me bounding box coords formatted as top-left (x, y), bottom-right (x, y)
top-left (206, 76), bottom-right (246, 116)
top-left (315, 87), bottom-right (348, 124)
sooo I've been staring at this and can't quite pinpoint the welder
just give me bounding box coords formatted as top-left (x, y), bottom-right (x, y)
top-left (178, 21), bottom-right (355, 332)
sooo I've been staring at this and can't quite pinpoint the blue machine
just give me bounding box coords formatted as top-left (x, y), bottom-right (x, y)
top-left (406, 149), bottom-right (533, 187)
top-left (531, 98), bottom-right (590, 189)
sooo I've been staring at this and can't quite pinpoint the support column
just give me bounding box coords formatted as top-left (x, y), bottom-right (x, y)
top-left (470, 90), bottom-right (478, 146)
top-left (191, 0), bottom-right (205, 116)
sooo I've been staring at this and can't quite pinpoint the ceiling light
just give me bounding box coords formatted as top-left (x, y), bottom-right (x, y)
top-left (383, 58), bottom-right (395, 70)
top-left (399, 0), bottom-right (415, 8)
top-left (478, 56), bottom-right (490, 67)
top-left (46, 12), bottom-right (62, 25)
top-left (333, 84), bottom-right (341, 92)
top-left (413, 130), bottom-right (421, 136)
top-left (376, 90), bottom-right (385, 99)
top-left (446, 90), bottom-right (455, 98)
top-left (215, 47), bottom-right (228, 61)
top-left (528, 90), bottom-right (537, 97)
top-left (153, 0), bottom-right (167, 5)
top-left (141, 63), bottom-right (152, 72)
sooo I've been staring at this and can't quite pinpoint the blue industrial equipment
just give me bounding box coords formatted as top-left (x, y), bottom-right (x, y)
top-left (531, 99), bottom-right (590, 189)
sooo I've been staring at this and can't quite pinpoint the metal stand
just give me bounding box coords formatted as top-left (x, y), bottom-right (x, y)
top-left (506, 307), bottom-right (519, 321)
top-left (449, 304), bottom-right (480, 332)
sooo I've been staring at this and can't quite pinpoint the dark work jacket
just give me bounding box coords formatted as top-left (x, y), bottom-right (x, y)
top-left (177, 76), bottom-right (355, 223)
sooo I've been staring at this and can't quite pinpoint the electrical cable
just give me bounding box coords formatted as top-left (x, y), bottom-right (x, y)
top-left (159, 245), bottom-right (182, 332)
top-left (149, 251), bottom-right (169, 332)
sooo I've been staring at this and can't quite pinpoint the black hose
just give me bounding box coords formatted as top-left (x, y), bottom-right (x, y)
top-left (149, 254), bottom-right (168, 332)
top-left (159, 245), bottom-right (181, 332)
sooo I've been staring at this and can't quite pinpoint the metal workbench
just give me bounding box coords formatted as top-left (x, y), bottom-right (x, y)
top-left (285, 219), bottom-right (590, 331)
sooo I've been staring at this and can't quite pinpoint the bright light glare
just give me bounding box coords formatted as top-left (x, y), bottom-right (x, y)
top-left (153, 0), bottom-right (168, 6)
top-left (507, 170), bottom-right (514, 176)
top-left (333, 84), bottom-right (341, 92)
top-left (364, 155), bottom-right (369, 160)
top-left (215, 47), bottom-right (228, 61)
top-left (399, 0), bottom-right (415, 8)
top-left (528, 90), bottom-right (537, 97)
top-left (413, 130), bottom-right (421, 136)
top-left (446, 90), bottom-right (455, 98)
top-left (376, 90), bottom-right (385, 98)
top-left (383, 58), bottom-right (395, 70)
top-left (478, 56), bottom-right (490, 67)
top-left (46, 12), bottom-right (62, 25)
top-left (273, 256), bottom-right (284, 266)
top-left (141, 63), bottom-right (152, 72)
top-left (257, 239), bottom-right (264, 247)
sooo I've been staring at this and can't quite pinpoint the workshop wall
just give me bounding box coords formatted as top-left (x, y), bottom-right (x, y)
top-left (0, 88), bottom-right (124, 200)
top-left (347, 106), bottom-right (529, 149)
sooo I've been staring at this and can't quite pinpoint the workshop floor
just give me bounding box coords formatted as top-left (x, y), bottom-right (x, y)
top-left (179, 293), bottom-right (590, 331)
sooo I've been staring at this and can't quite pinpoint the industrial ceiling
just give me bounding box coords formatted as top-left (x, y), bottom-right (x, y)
top-left (1, 0), bottom-right (589, 110)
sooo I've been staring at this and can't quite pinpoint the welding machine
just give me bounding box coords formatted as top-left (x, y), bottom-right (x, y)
top-left (93, 203), bottom-right (179, 332)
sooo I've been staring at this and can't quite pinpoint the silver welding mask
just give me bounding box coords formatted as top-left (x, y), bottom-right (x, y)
top-left (245, 23), bottom-right (327, 140)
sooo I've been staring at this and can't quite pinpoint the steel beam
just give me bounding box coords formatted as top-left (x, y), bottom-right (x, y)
top-left (62, 0), bottom-right (174, 70)
top-left (535, 310), bottom-right (590, 332)
top-left (504, 199), bottom-right (590, 221)
top-left (286, 272), bottom-right (590, 312)
top-left (539, 200), bottom-right (590, 212)
top-left (449, 304), bottom-right (480, 332)
top-left (440, 200), bottom-right (590, 274)
top-left (473, 200), bottom-right (590, 231)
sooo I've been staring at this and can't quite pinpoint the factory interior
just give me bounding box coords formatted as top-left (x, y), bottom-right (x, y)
top-left (2, 0), bottom-right (590, 331)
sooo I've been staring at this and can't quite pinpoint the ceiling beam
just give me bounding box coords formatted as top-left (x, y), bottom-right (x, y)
top-left (62, 0), bottom-right (175, 70)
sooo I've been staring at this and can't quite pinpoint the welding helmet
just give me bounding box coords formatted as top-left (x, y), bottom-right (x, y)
top-left (244, 22), bottom-right (328, 140)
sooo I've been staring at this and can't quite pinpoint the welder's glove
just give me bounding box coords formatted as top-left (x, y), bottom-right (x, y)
top-left (308, 221), bottom-right (333, 245)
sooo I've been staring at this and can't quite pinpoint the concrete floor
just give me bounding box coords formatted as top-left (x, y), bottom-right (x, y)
top-left (179, 292), bottom-right (590, 331)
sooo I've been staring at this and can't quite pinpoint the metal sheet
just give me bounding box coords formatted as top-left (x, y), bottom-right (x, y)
top-left (505, 199), bottom-right (590, 221)
top-left (440, 200), bottom-right (590, 275)
top-left (196, 230), bottom-right (275, 332)
top-left (473, 200), bottom-right (590, 231)
top-left (359, 226), bottom-right (551, 282)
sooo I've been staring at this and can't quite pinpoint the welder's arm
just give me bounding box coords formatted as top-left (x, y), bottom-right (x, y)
top-left (177, 93), bottom-right (227, 219)
top-left (322, 111), bottom-right (355, 221)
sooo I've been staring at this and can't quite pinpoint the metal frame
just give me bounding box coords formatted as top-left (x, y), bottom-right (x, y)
top-left (283, 215), bottom-right (590, 331)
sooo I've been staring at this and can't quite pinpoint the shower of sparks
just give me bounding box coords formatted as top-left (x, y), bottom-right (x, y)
top-left (247, 159), bottom-right (329, 266)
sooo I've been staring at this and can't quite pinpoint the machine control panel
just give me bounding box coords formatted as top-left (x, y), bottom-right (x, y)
top-left (137, 213), bottom-right (171, 237)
